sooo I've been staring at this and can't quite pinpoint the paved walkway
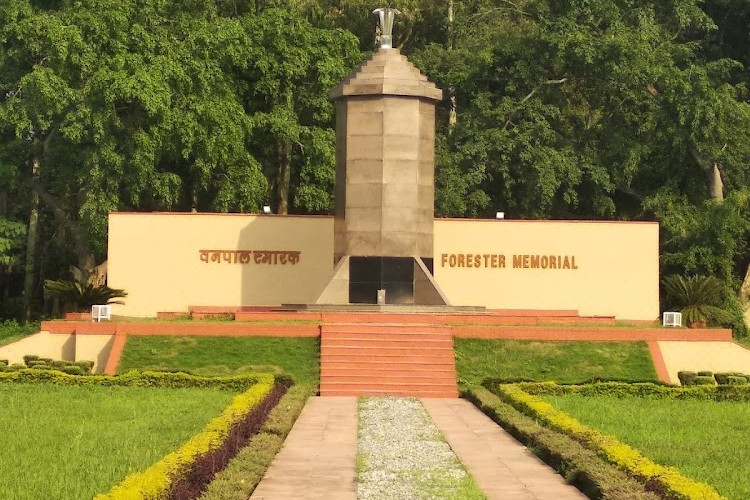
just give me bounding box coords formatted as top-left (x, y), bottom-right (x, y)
top-left (250, 397), bottom-right (357, 500)
top-left (250, 396), bottom-right (585, 499)
top-left (422, 398), bottom-right (586, 500)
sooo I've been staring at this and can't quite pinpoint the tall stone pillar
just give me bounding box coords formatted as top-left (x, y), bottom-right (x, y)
top-left (315, 10), bottom-right (448, 306)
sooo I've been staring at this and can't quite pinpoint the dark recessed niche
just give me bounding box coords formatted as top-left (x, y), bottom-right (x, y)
top-left (349, 256), bottom-right (416, 304)
top-left (349, 282), bottom-right (377, 304)
top-left (349, 256), bottom-right (381, 284)
top-left (381, 257), bottom-right (413, 282)
top-left (382, 280), bottom-right (414, 304)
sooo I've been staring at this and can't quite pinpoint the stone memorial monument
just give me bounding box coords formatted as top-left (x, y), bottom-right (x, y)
top-left (315, 8), bottom-right (449, 306)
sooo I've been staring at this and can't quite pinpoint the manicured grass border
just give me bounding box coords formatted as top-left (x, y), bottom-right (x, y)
top-left (0, 321), bottom-right (39, 347)
top-left (0, 368), bottom-right (287, 499)
top-left (455, 339), bottom-right (659, 387)
top-left (118, 336), bottom-right (319, 386)
top-left (0, 381), bottom-right (236, 500)
top-left (0, 368), bottom-right (278, 392)
top-left (199, 385), bottom-right (312, 499)
top-left (510, 380), bottom-right (750, 401)
top-left (489, 382), bottom-right (725, 500)
top-left (463, 387), bottom-right (660, 500)
top-left (96, 380), bottom-right (274, 499)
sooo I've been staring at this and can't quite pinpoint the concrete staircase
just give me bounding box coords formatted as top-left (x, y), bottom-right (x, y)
top-left (320, 323), bottom-right (458, 398)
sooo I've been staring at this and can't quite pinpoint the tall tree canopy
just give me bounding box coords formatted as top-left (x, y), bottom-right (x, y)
top-left (1, 0), bottom-right (749, 333)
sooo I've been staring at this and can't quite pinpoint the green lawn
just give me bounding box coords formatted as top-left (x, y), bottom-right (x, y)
top-left (454, 339), bottom-right (657, 386)
top-left (0, 320), bottom-right (39, 347)
top-left (0, 383), bottom-right (234, 499)
top-left (541, 394), bottom-right (750, 499)
top-left (119, 336), bottom-right (319, 385)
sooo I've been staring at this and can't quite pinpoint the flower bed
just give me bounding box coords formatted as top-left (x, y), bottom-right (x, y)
top-left (488, 382), bottom-right (728, 500)
top-left (464, 386), bottom-right (660, 499)
top-left (199, 384), bottom-right (312, 500)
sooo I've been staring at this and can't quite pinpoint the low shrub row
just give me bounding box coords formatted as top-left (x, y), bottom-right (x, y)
top-left (678, 371), bottom-right (750, 386)
top-left (199, 384), bottom-right (312, 499)
top-left (463, 387), bottom-right (660, 500)
top-left (0, 355), bottom-right (96, 375)
top-left (95, 374), bottom-right (278, 500)
top-left (508, 380), bottom-right (750, 402)
top-left (166, 381), bottom-right (289, 499)
top-left (491, 383), bottom-right (724, 500)
top-left (0, 368), bottom-right (286, 392)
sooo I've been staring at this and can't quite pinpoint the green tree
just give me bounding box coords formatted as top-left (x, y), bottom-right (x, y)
top-left (0, 0), bottom-right (269, 318)
top-left (241, 8), bottom-right (360, 214)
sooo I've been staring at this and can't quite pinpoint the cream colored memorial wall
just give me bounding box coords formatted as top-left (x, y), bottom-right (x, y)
top-left (108, 214), bottom-right (658, 320)
top-left (433, 219), bottom-right (659, 320)
top-left (107, 213), bottom-right (333, 317)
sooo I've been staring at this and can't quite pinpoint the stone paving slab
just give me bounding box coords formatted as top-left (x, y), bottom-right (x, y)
top-left (422, 398), bottom-right (586, 500)
top-left (250, 397), bottom-right (357, 500)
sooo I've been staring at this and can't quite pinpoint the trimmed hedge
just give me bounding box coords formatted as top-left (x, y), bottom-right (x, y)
top-left (510, 380), bottom-right (750, 402)
top-left (0, 368), bottom-right (282, 392)
top-left (464, 387), bottom-right (660, 500)
top-left (165, 382), bottom-right (288, 499)
top-left (0, 357), bottom-right (96, 374)
top-left (0, 367), bottom-right (287, 499)
top-left (711, 372), bottom-right (749, 386)
top-left (95, 374), bottom-right (277, 500)
top-left (692, 376), bottom-right (715, 386)
top-left (677, 371), bottom-right (697, 386)
top-left (492, 383), bottom-right (725, 500)
top-left (199, 384), bottom-right (312, 500)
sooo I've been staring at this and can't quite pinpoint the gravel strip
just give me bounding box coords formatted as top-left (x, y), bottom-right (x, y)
top-left (357, 397), bottom-right (484, 500)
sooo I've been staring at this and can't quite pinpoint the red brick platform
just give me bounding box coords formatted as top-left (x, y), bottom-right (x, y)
top-left (320, 323), bottom-right (458, 398)
top-left (40, 308), bottom-right (733, 387)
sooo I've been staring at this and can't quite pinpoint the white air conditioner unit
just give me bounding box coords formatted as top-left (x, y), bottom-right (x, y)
top-left (91, 304), bottom-right (112, 322)
top-left (662, 311), bottom-right (682, 327)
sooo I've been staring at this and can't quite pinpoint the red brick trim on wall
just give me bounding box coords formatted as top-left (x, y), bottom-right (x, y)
top-left (647, 341), bottom-right (671, 383)
top-left (41, 321), bottom-right (320, 337)
top-left (41, 320), bottom-right (731, 342)
top-left (452, 326), bottom-right (733, 342)
top-left (104, 326), bottom-right (128, 376)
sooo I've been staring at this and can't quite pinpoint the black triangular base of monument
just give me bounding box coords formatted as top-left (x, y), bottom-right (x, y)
top-left (314, 256), bottom-right (451, 306)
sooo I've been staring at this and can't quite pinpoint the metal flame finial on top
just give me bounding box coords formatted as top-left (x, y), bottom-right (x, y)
top-left (373, 8), bottom-right (401, 49)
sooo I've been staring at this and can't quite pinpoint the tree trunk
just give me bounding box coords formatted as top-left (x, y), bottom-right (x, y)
top-left (27, 178), bottom-right (96, 283)
top-left (191, 175), bottom-right (199, 213)
top-left (741, 263), bottom-right (750, 331)
top-left (741, 263), bottom-right (750, 305)
top-left (447, 0), bottom-right (457, 131)
top-left (691, 147), bottom-right (724, 202)
top-left (22, 156), bottom-right (40, 323)
top-left (705, 160), bottom-right (724, 202)
top-left (274, 140), bottom-right (291, 214)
